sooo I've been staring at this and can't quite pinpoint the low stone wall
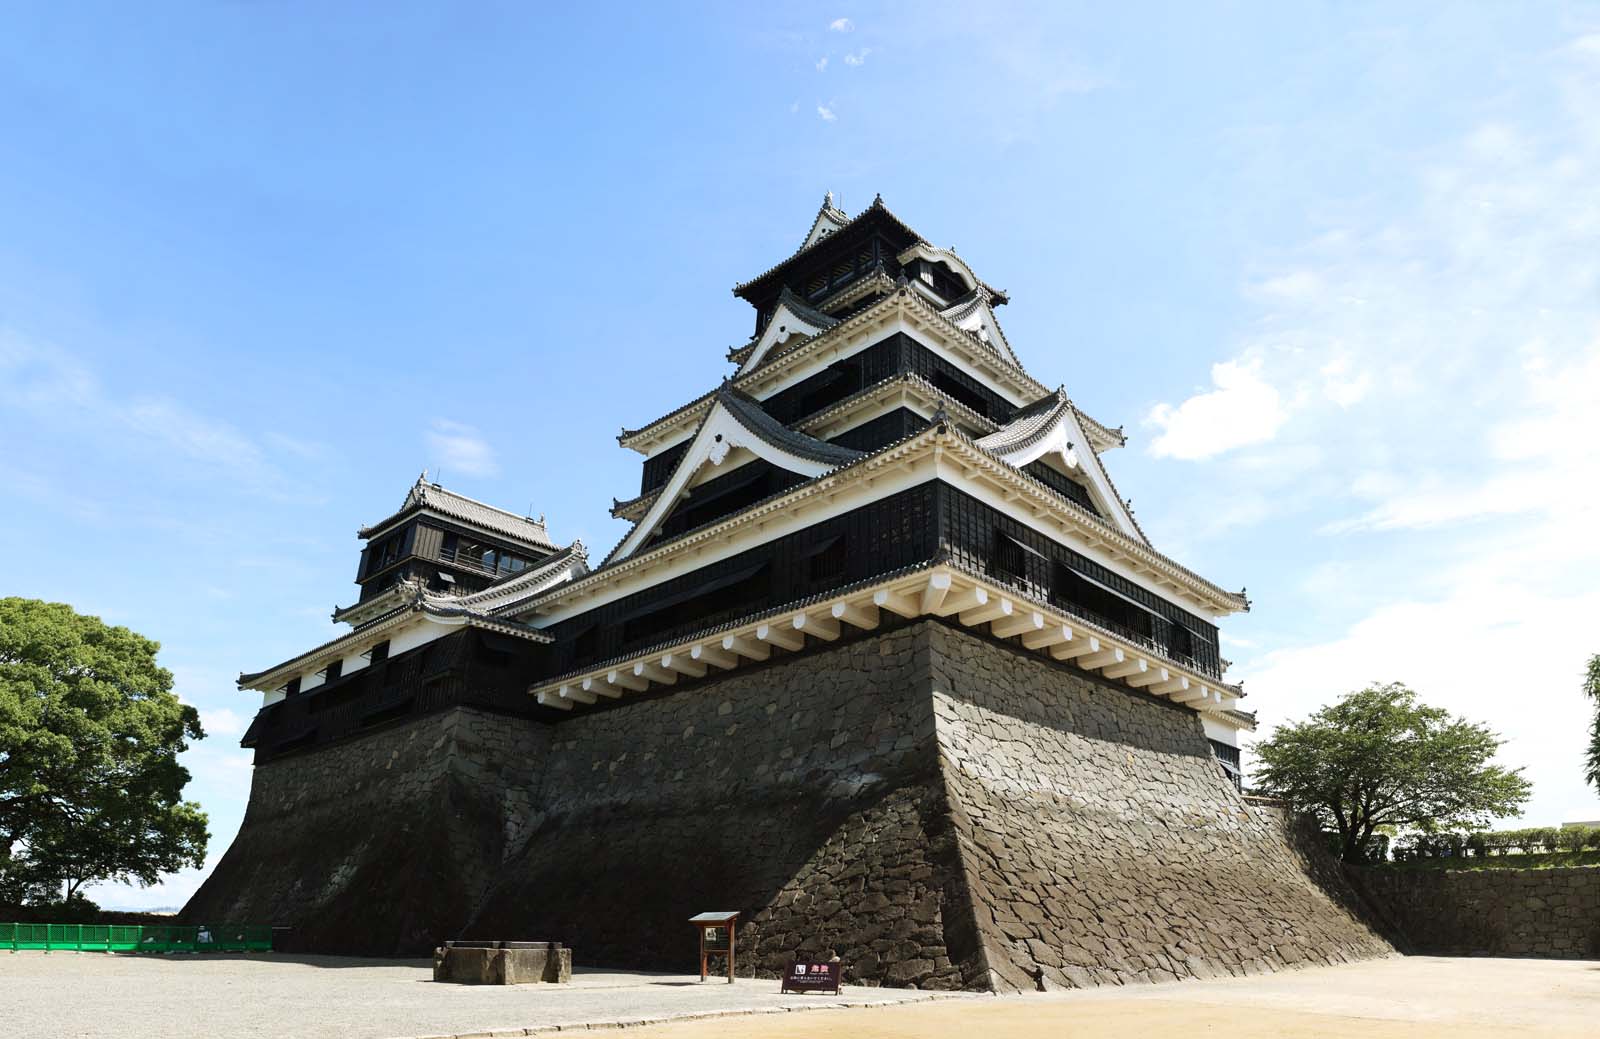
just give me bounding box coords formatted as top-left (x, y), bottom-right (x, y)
top-left (1351, 866), bottom-right (1600, 957)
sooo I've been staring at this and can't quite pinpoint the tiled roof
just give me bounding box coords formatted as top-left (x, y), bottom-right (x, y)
top-left (732, 194), bottom-right (924, 299)
top-left (238, 586), bottom-right (554, 689)
top-left (600, 389), bottom-right (866, 567)
top-left (717, 386), bottom-right (864, 467)
top-left (623, 286), bottom-right (1048, 448)
top-left (773, 285), bottom-right (841, 332)
top-left (358, 474), bottom-right (558, 552)
top-left (975, 388), bottom-right (1071, 455)
top-left (535, 421), bottom-right (1249, 623)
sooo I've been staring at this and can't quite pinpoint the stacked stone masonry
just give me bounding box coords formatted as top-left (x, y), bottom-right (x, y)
top-left (1351, 866), bottom-right (1600, 958)
top-left (187, 622), bottom-right (1391, 987)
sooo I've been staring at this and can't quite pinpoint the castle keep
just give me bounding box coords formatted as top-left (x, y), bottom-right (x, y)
top-left (184, 196), bottom-right (1389, 988)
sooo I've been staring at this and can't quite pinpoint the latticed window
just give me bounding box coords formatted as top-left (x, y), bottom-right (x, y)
top-left (990, 531), bottom-right (1028, 582)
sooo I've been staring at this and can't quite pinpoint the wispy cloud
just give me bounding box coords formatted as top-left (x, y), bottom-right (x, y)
top-left (843, 48), bottom-right (871, 67)
top-left (828, 17), bottom-right (853, 33)
top-left (426, 418), bottom-right (499, 478)
top-left (815, 55), bottom-right (829, 72)
top-left (0, 331), bottom-right (318, 499)
top-left (817, 103), bottom-right (837, 123)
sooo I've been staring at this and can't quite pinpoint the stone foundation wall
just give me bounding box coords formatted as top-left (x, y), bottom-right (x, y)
top-left (925, 623), bottom-right (1391, 990)
top-left (191, 622), bottom-right (1392, 982)
top-left (181, 706), bottom-right (547, 955)
top-left (1351, 866), bottom-right (1600, 957)
top-left (467, 626), bottom-right (978, 988)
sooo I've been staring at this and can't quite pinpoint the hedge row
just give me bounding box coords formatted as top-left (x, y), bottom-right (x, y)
top-left (1389, 826), bottom-right (1600, 861)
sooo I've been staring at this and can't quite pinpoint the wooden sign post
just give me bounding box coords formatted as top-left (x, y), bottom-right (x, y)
top-left (689, 911), bottom-right (739, 984)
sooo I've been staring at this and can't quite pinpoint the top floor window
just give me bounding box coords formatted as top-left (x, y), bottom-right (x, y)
top-left (440, 532), bottom-right (534, 578)
top-left (365, 530), bottom-right (407, 578)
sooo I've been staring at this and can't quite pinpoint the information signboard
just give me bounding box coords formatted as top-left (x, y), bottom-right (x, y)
top-left (781, 960), bottom-right (842, 994)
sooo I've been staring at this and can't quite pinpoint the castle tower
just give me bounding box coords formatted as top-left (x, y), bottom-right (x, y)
top-left (189, 196), bottom-right (1387, 986)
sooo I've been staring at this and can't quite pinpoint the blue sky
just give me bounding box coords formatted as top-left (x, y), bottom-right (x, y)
top-left (3, 4), bottom-right (1598, 908)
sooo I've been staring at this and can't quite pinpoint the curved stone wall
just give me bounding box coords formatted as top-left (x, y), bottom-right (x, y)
top-left (182, 706), bottom-right (547, 956)
top-left (925, 623), bottom-right (1391, 990)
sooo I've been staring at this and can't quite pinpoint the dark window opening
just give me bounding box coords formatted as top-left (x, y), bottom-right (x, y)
top-left (640, 439), bottom-right (692, 494)
top-left (798, 362), bottom-right (863, 416)
top-left (1022, 461), bottom-right (1100, 516)
top-left (653, 463), bottom-right (806, 544)
top-left (366, 640), bottom-right (390, 665)
top-left (571, 623), bottom-right (598, 661)
top-left (1051, 562), bottom-right (1157, 641)
top-left (321, 659), bottom-right (343, 682)
top-left (990, 531), bottom-right (1029, 581)
top-left (282, 676), bottom-right (301, 698)
top-left (806, 535), bottom-right (847, 584)
top-left (440, 535), bottom-right (534, 578)
top-left (365, 530), bottom-right (407, 578)
top-left (620, 562), bottom-right (772, 648)
top-left (932, 369), bottom-right (992, 419)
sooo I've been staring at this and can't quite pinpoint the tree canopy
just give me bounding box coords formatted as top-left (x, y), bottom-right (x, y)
top-left (1252, 682), bottom-right (1530, 863)
top-left (0, 597), bottom-right (208, 904)
top-left (1583, 654), bottom-right (1600, 797)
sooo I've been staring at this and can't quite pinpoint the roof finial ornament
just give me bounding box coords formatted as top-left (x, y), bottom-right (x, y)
top-left (931, 400), bottom-right (949, 428)
top-left (872, 192), bottom-right (884, 207)
top-left (824, 190), bottom-right (835, 209)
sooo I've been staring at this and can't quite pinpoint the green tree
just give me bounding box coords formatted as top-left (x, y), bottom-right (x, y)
top-left (1253, 682), bottom-right (1530, 863)
top-left (0, 598), bottom-right (208, 903)
top-left (1583, 654), bottom-right (1600, 796)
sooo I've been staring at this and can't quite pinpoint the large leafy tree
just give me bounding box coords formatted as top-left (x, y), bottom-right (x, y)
top-left (0, 598), bottom-right (208, 903)
top-left (1584, 655), bottom-right (1600, 796)
top-left (1253, 682), bottom-right (1530, 862)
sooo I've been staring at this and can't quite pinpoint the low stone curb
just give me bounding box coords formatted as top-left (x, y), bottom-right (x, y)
top-left (392, 992), bottom-right (974, 1039)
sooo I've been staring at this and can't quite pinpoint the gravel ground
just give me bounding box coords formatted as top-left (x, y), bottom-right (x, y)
top-left (7, 953), bottom-right (1599, 1039)
top-left (0, 953), bottom-right (959, 1039)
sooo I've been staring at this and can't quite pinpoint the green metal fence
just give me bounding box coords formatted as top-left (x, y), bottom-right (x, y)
top-left (1, 922), bottom-right (272, 952)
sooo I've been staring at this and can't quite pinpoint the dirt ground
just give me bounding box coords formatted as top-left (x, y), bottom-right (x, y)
top-left (623, 957), bottom-right (1600, 1039)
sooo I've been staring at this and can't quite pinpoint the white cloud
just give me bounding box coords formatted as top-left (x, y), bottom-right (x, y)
top-left (843, 48), bottom-right (871, 67)
top-left (198, 707), bottom-right (245, 738)
top-left (1209, 39), bottom-right (1600, 828)
top-left (828, 17), bottom-right (854, 32)
top-left (817, 103), bottom-right (837, 122)
top-left (425, 419), bottom-right (499, 478)
top-left (815, 56), bottom-right (828, 72)
top-left (1145, 358), bottom-right (1288, 460)
top-left (1318, 355), bottom-right (1371, 408)
top-left (1252, 270), bottom-right (1323, 301)
top-left (789, 100), bottom-right (800, 114)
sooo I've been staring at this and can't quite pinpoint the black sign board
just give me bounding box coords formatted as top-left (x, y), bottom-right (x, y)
top-left (781, 960), bottom-right (841, 994)
top-left (701, 925), bottom-right (729, 952)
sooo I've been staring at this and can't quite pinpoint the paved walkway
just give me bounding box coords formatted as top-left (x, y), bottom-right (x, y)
top-left (0, 954), bottom-right (955, 1039)
top-left (4, 953), bottom-right (1600, 1039)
